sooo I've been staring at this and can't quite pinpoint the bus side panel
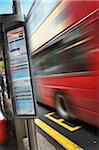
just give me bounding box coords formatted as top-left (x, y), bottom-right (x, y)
top-left (69, 1), bottom-right (99, 24)
top-left (35, 74), bottom-right (99, 126)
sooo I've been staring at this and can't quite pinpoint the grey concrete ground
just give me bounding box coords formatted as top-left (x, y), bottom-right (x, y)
top-left (37, 132), bottom-right (56, 150)
top-left (23, 130), bottom-right (56, 150)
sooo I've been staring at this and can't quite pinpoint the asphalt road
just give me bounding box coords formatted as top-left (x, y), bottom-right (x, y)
top-left (35, 103), bottom-right (99, 150)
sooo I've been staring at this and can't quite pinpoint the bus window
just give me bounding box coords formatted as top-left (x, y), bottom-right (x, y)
top-left (33, 20), bottom-right (97, 76)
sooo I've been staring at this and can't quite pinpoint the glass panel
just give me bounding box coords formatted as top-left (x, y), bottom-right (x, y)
top-left (20, 0), bottom-right (35, 16)
top-left (32, 20), bottom-right (96, 76)
top-left (0, 0), bottom-right (13, 14)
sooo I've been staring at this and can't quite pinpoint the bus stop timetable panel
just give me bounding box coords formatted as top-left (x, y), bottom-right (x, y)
top-left (7, 26), bottom-right (36, 117)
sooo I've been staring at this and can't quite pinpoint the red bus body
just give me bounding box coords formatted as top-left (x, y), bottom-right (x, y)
top-left (27, 1), bottom-right (99, 127)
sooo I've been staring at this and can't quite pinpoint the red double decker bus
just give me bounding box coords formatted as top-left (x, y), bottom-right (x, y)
top-left (27, 0), bottom-right (99, 127)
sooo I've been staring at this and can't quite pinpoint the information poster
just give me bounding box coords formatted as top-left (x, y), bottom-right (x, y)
top-left (7, 27), bottom-right (35, 116)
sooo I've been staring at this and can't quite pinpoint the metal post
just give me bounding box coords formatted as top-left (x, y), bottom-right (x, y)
top-left (13, 0), bottom-right (21, 14)
top-left (27, 119), bottom-right (38, 150)
top-left (14, 118), bottom-right (26, 150)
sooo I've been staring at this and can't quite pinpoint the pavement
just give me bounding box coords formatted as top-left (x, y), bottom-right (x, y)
top-left (23, 130), bottom-right (57, 150)
top-left (37, 131), bottom-right (56, 150)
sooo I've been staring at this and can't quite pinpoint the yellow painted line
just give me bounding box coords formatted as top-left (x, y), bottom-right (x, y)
top-left (35, 118), bottom-right (84, 150)
top-left (45, 112), bottom-right (81, 132)
top-left (57, 36), bottom-right (93, 54)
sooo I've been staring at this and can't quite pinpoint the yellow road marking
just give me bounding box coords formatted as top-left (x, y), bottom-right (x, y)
top-left (57, 36), bottom-right (93, 54)
top-left (35, 118), bottom-right (84, 150)
top-left (45, 112), bottom-right (81, 132)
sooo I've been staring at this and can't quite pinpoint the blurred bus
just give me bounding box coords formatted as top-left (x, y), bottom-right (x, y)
top-left (26, 0), bottom-right (99, 127)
